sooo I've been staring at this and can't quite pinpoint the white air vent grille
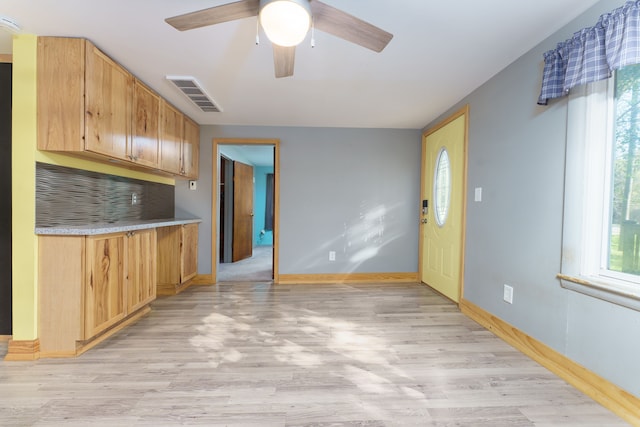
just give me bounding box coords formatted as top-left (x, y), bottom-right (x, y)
top-left (166, 76), bottom-right (222, 113)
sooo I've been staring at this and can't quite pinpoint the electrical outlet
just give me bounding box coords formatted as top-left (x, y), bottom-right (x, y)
top-left (503, 284), bottom-right (514, 304)
top-left (329, 251), bottom-right (336, 261)
top-left (131, 193), bottom-right (139, 205)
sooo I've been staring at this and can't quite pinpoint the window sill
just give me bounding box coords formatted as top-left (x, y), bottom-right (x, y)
top-left (558, 274), bottom-right (640, 312)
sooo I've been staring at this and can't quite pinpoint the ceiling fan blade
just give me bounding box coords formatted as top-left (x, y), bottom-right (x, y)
top-left (273, 45), bottom-right (296, 78)
top-left (166, 0), bottom-right (260, 31)
top-left (310, 1), bottom-right (393, 52)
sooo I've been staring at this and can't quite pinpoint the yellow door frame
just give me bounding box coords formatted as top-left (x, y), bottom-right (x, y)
top-left (212, 138), bottom-right (280, 284)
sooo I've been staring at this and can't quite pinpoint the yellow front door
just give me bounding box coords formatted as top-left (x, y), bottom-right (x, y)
top-left (420, 107), bottom-right (468, 302)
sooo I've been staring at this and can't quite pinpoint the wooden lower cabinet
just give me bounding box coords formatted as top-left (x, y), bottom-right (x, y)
top-left (39, 229), bottom-right (157, 357)
top-left (84, 234), bottom-right (126, 338)
top-left (126, 229), bottom-right (157, 313)
top-left (181, 223), bottom-right (198, 283)
top-left (157, 223), bottom-right (198, 295)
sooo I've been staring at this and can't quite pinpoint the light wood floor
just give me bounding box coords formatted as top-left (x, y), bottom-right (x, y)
top-left (0, 282), bottom-right (630, 426)
top-left (218, 246), bottom-right (273, 282)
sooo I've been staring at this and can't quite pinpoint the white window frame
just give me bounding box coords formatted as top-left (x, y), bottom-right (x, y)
top-left (560, 77), bottom-right (640, 311)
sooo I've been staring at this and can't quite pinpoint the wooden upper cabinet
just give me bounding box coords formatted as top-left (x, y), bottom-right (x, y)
top-left (84, 44), bottom-right (132, 161)
top-left (131, 80), bottom-right (160, 168)
top-left (37, 37), bottom-right (86, 151)
top-left (160, 101), bottom-right (199, 179)
top-left (37, 37), bottom-right (133, 158)
top-left (182, 116), bottom-right (200, 180)
top-left (159, 100), bottom-right (184, 175)
top-left (37, 36), bottom-right (193, 177)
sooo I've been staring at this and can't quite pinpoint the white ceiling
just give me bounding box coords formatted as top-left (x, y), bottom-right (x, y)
top-left (1, 0), bottom-right (600, 129)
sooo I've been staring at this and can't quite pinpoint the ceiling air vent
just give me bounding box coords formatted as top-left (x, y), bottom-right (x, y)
top-left (166, 76), bottom-right (222, 113)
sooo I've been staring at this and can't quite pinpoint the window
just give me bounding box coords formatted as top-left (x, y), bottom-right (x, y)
top-left (434, 147), bottom-right (451, 227)
top-left (560, 65), bottom-right (640, 311)
top-left (608, 66), bottom-right (640, 277)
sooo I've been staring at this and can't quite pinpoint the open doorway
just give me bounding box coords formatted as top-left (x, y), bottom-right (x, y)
top-left (212, 138), bottom-right (280, 283)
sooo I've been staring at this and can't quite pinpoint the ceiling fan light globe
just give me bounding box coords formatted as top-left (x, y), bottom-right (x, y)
top-left (259, 0), bottom-right (311, 47)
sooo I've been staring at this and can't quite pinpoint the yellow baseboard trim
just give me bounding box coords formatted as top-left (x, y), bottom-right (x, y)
top-left (278, 272), bottom-right (418, 284)
top-left (5, 339), bottom-right (40, 361)
top-left (0, 335), bottom-right (12, 342)
top-left (459, 298), bottom-right (640, 426)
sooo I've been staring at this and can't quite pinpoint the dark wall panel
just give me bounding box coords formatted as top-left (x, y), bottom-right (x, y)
top-left (0, 63), bottom-right (12, 335)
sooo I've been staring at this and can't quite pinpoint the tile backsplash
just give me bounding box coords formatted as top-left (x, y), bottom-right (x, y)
top-left (36, 163), bottom-right (174, 227)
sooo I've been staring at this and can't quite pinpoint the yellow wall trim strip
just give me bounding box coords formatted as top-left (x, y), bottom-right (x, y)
top-left (460, 298), bottom-right (640, 426)
top-left (5, 339), bottom-right (40, 361)
top-left (278, 272), bottom-right (418, 284)
top-left (36, 152), bottom-right (175, 185)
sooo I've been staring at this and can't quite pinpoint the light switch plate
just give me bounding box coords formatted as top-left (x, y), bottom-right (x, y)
top-left (503, 284), bottom-right (514, 304)
top-left (189, 180), bottom-right (197, 190)
top-left (474, 187), bottom-right (482, 202)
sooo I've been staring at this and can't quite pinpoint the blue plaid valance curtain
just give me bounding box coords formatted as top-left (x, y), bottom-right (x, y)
top-left (538, 0), bottom-right (640, 105)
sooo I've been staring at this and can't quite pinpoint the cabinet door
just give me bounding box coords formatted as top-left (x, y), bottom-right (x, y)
top-left (84, 43), bottom-right (132, 161)
top-left (37, 37), bottom-right (86, 152)
top-left (156, 226), bottom-right (181, 287)
top-left (131, 80), bottom-right (160, 168)
top-left (182, 116), bottom-right (200, 179)
top-left (84, 234), bottom-right (125, 339)
top-left (159, 101), bottom-right (183, 175)
top-left (126, 229), bottom-right (157, 314)
top-left (181, 223), bottom-right (198, 282)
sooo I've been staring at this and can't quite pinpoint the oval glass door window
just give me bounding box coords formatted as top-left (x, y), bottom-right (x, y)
top-left (433, 147), bottom-right (451, 227)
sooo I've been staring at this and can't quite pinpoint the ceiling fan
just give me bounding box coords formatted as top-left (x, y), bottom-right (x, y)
top-left (165, 0), bottom-right (393, 78)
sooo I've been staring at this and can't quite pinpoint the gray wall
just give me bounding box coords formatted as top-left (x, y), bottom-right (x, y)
top-left (175, 126), bottom-right (422, 276)
top-left (424, 0), bottom-right (640, 397)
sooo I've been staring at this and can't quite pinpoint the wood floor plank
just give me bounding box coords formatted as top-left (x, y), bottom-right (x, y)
top-left (0, 282), bottom-right (631, 426)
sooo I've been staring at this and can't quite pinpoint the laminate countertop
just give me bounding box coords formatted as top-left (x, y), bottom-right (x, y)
top-left (35, 218), bottom-right (202, 236)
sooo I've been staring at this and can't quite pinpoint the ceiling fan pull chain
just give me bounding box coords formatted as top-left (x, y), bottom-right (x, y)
top-left (255, 18), bottom-right (260, 45)
top-left (311, 18), bottom-right (315, 48)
